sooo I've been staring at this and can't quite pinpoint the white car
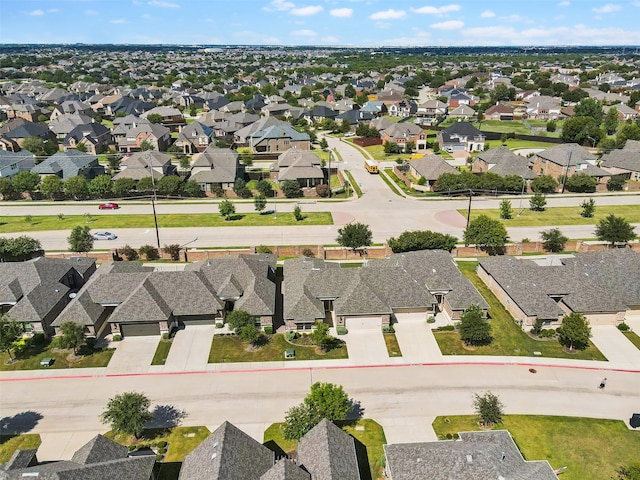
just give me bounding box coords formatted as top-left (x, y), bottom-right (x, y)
top-left (92, 231), bottom-right (117, 240)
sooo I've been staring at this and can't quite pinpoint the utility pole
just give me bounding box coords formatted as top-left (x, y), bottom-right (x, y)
top-left (466, 189), bottom-right (473, 230)
top-left (560, 150), bottom-right (572, 194)
top-left (146, 152), bottom-right (161, 249)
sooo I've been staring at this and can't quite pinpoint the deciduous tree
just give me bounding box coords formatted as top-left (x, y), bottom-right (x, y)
top-left (0, 315), bottom-right (23, 361)
top-left (40, 175), bottom-right (64, 200)
top-left (387, 230), bottom-right (457, 253)
top-left (541, 228), bottom-right (569, 253)
top-left (580, 198), bottom-right (596, 218)
top-left (463, 215), bottom-right (509, 255)
top-left (595, 214), bottom-right (637, 246)
top-left (558, 312), bottom-right (591, 351)
top-left (100, 391), bottom-right (153, 439)
top-left (0, 235), bottom-right (42, 261)
top-left (459, 305), bottom-right (492, 346)
top-left (67, 225), bottom-right (93, 253)
top-left (499, 199), bottom-right (512, 219)
top-left (254, 194), bottom-right (267, 213)
top-left (219, 199), bottom-right (235, 220)
top-left (473, 391), bottom-right (504, 427)
top-left (529, 192), bottom-right (547, 211)
top-left (58, 321), bottom-right (85, 355)
top-left (11, 171), bottom-right (40, 193)
top-left (336, 222), bottom-right (372, 252)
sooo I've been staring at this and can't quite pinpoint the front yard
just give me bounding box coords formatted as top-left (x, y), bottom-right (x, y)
top-left (208, 333), bottom-right (348, 363)
top-left (432, 415), bottom-right (640, 480)
top-left (0, 434), bottom-right (41, 463)
top-left (433, 262), bottom-right (607, 360)
top-left (622, 331), bottom-right (640, 350)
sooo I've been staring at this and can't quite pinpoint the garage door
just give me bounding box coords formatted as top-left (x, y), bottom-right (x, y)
top-left (179, 318), bottom-right (217, 326)
top-left (394, 312), bottom-right (428, 324)
top-left (120, 322), bottom-right (161, 337)
top-left (345, 316), bottom-right (382, 331)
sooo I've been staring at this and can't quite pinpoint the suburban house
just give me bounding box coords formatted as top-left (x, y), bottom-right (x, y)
top-left (270, 148), bottom-right (325, 188)
top-left (52, 254), bottom-right (275, 338)
top-left (49, 100), bottom-right (92, 120)
top-left (111, 114), bottom-right (150, 139)
top-left (62, 122), bottom-right (113, 155)
top-left (336, 109), bottom-right (375, 126)
top-left (0, 256), bottom-right (96, 337)
top-left (141, 106), bottom-right (185, 131)
top-left (0, 150), bottom-right (35, 179)
top-left (0, 434), bottom-right (155, 480)
top-left (438, 122), bottom-right (485, 153)
top-left (407, 154), bottom-right (459, 191)
top-left (249, 124), bottom-right (311, 153)
top-left (31, 150), bottom-right (105, 181)
top-left (189, 145), bottom-right (243, 192)
top-left (48, 113), bottom-right (94, 140)
top-left (525, 96), bottom-right (561, 120)
top-left (531, 143), bottom-right (611, 188)
top-left (416, 99), bottom-right (448, 119)
top-left (384, 430), bottom-right (557, 480)
top-left (600, 141), bottom-right (640, 181)
top-left (447, 104), bottom-right (476, 120)
top-left (1, 120), bottom-right (56, 148)
top-left (388, 99), bottom-right (417, 118)
top-left (117, 123), bottom-right (172, 153)
top-left (380, 123), bottom-right (428, 150)
top-left (483, 103), bottom-right (515, 121)
top-left (472, 146), bottom-right (536, 180)
top-left (174, 121), bottom-right (214, 154)
top-left (234, 117), bottom-right (286, 145)
top-left (179, 419), bottom-right (360, 480)
top-left (360, 101), bottom-right (388, 116)
top-left (283, 250), bottom-right (488, 331)
top-left (112, 151), bottom-right (176, 181)
top-left (477, 249), bottom-right (640, 330)
top-left (303, 105), bottom-right (339, 124)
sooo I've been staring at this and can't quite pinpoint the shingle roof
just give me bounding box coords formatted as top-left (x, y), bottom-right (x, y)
top-left (476, 147), bottom-right (536, 179)
top-left (384, 430), bottom-right (557, 480)
top-left (178, 421), bottom-right (274, 480)
top-left (600, 148), bottom-right (640, 173)
top-left (250, 124), bottom-right (310, 144)
top-left (260, 459), bottom-right (310, 480)
top-left (271, 149), bottom-right (324, 182)
top-left (296, 419), bottom-right (360, 480)
top-left (536, 143), bottom-right (596, 166)
top-left (32, 150), bottom-right (101, 179)
top-left (70, 435), bottom-right (128, 465)
top-left (409, 155), bottom-right (458, 180)
top-left (190, 146), bottom-right (240, 184)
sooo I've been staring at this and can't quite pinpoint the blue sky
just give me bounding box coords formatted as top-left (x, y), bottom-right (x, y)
top-left (2, 0), bottom-right (640, 46)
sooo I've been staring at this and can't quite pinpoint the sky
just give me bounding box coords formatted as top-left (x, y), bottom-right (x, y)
top-left (1, 0), bottom-right (640, 46)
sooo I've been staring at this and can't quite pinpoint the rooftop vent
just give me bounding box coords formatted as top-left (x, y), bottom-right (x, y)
top-left (466, 454), bottom-right (473, 464)
top-left (211, 452), bottom-right (217, 460)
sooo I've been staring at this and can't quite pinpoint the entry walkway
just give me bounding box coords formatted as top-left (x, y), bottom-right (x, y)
top-left (589, 325), bottom-right (640, 369)
top-left (160, 326), bottom-right (215, 372)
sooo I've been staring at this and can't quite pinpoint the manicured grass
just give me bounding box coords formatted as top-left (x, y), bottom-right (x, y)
top-left (151, 339), bottom-right (173, 366)
top-left (0, 339), bottom-right (115, 371)
top-left (0, 434), bottom-right (41, 463)
top-left (105, 426), bottom-right (210, 463)
top-left (0, 212), bottom-right (334, 233)
top-left (264, 419), bottom-right (387, 480)
top-left (622, 331), bottom-right (640, 350)
top-left (379, 170), bottom-right (405, 197)
top-left (476, 120), bottom-right (532, 135)
top-left (343, 170), bottom-right (362, 197)
top-left (460, 204), bottom-right (640, 228)
top-left (208, 334), bottom-right (348, 363)
top-left (432, 415), bottom-right (640, 480)
top-left (364, 144), bottom-right (413, 162)
top-left (384, 168), bottom-right (432, 198)
top-left (383, 332), bottom-right (402, 357)
top-left (432, 262), bottom-right (606, 360)
top-left (483, 139), bottom-right (560, 150)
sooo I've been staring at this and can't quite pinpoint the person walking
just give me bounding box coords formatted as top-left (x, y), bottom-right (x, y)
top-left (599, 378), bottom-right (607, 389)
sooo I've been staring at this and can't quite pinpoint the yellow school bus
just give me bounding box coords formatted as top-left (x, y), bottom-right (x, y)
top-left (364, 159), bottom-right (379, 174)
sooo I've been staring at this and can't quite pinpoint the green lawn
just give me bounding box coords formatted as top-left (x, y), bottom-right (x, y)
top-left (432, 415), bottom-right (640, 480)
top-left (343, 170), bottom-right (362, 197)
top-left (483, 139), bottom-right (561, 150)
top-left (461, 204), bottom-right (640, 228)
top-left (383, 332), bottom-right (402, 357)
top-left (0, 434), bottom-right (41, 463)
top-left (0, 212), bottom-right (334, 233)
top-left (432, 262), bottom-right (606, 360)
top-left (151, 339), bottom-right (173, 366)
top-left (379, 170), bottom-right (405, 197)
top-left (0, 339), bottom-right (114, 371)
top-left (384, 168), bottom-right (434, 198)
top-left (622, 331), bottom-right (640, 350)
top-left (363, 144), bottom-right (413, 162)
top-left (264, 419), bottom-right (387, 480)
top-left (208, 334), bottom-right (348, 363)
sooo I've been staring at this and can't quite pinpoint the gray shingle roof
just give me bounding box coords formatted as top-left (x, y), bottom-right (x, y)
top-left (179, 421), bottom-right (274, 480)
top-left (190, 145), bottom-right (240, 184)
top-left (409, 154), bottom-right (458, 180)
top-left (476, 146), bottom-right (536, 179)
top-left (70, 435), bottom-right (128, 465)
top-left (32, 150), bottom-right (101, 179)
top-left (297, 419), bottom-right (360, 480)
top-left (536, 143), bottom-right (596, 166)
top-left (600, 148), bottom-right (640, 173)
top-left (271, 149), bottom-right (324, 182)
top-left (384, 430), bottom-right (557, 480)
top-left (250, 124), bottom-right (310, 143)
top-left (260, 459), bottom-right (310, 480)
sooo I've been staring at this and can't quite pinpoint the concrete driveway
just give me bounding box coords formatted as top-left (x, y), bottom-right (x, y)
top-left (394, 313), bottom-right (443, 363)
top-left (161, 326), bottom-right (215, 372)
top-left (339, 326), bottom-right (390, 365)
top-left (589, 325), bottom-right (640, 369)
top-left (106, 336), bottom-right (160, 374)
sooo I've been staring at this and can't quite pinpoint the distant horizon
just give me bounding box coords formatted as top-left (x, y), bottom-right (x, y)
top-left (2, 0), bottom-right (640, 47)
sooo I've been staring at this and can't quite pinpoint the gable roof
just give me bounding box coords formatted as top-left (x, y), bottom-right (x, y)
top-left (190, 145), bottom-right (240, 184)
top-left (536, 143), bottom-right (596, 166)
top-left (600, 148), bottom-right (640, 173)
top-left (476, 146), bottom-right (536, 179)
top-left (260, 459), bottom-right (310, 480)
top-left (250, 124), bottom-right (310, 144)
top-left (32, 150), bottom-right (100, 179)
top-left (443, 121), bottom-right (482, 137)
top-left (271, 149), bottom-right (324, 182)
top-left (409, 154), bottom-right (458, 180)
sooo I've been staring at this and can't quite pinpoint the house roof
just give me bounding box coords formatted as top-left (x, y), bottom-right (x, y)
top-left (250, 124), bottom-right (310, 144)
top-left (476, 146), bottom-right (536, 179)
top-left (259, 459), bottom-right (310, 480)
top-left (176, 121), bottom-right (213, 144)
top-left (32, 150), bottom-right (100, 179)
top-left (536, 143), bottom-right (596, 166)
top-left (384, 430), bottom-right (558, 480)
top-left (63, 122), bottom-right (110, 145)
top-left (235, 117), bottom-right (287, 142)
top-left (190, 145), bottom-right (240, 184)
top-left (297, 419), bottom-right (360, 480)
top-left (600, 148), bottom-right (640, 173)
top-left (178, 421), bottom-right (274, 480)
top-left (271, 149), bottom-right (324, 182)
top-left (112, 151), bottom-right (172, 181)
top-left (381, 122), bottom-right (424, 139)
top-left (443, 122), bottom-right (482, 137)
top-left (409, 154), bottom-right (458, 180)
top-left (0, 150), bottom-right (34, 168)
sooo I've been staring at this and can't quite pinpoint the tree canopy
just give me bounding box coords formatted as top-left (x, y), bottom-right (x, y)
top-left (463, 215), bottom-right (509, 255)
top-left (100, 391), bottom-right (153, 439)
top-left (0, 235), bottom-right (42, 261)
top-left (67, 225), bottom-right (94, 253)
top-left (541, 228), bottom-right (569, 253)
top-left (458, 304), bottom-right (492, 346)
top-left (595, 214), bottom-right (637, 246)
top-left (473, 391), bottom-right (504, 427)
top-left (336, 222), bottom-right (372, 252)
top-left (558, 312), bottom-right (591, 351)
top-left (387, 230), bottom-right (457, 253)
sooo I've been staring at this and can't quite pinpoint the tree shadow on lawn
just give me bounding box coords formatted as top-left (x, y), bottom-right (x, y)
top-left (0, 411), bottom-right (44, 438)
top-left (226, 214), bottom-right (245, 221)
top-left (146, 405), bottom-right (188, 431)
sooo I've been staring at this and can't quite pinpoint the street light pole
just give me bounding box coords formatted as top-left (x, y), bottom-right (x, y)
top-left (145, 151), bottom-right (161, 249)
top-left (328, 149), bottom-right (332, 198)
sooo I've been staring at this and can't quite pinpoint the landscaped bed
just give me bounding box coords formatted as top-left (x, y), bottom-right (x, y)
top-left (208, 333), bottom-right (348, 363)
top-left (432, 415), bottom-right (640, 480)
top-left (151, 339), bottom-right (173, 366)
top-left (432, 262), bottom-right (607, 360)
top-left (264, 419), bottom-right (387, 480)
top-left (622, 331), bottom-right (640, 350)
top-left (383, 332), bottom-right (402, 357)
top-left (0, 212), bottom-right (334, 233)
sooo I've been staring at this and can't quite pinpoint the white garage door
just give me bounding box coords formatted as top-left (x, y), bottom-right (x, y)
top-left (394, 312), bottom-right (428, 324)
top-left (345, 316), bottom-right (382, 331)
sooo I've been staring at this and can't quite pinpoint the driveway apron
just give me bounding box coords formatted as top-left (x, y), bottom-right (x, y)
top-left (106, 336), bottom-right (160, 374)
top-left (163, 326), bottom-right (215, 372)
top-left (589, 325), bottom-right (640, 368)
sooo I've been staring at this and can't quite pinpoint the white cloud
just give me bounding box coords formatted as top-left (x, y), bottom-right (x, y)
top-left (292, 29), bottom-right (317, 37)
top-left (369, 9), bottom-right (406, 20)
top-left (48, 8), bottom-right (59, 13)
top-left (378, 28), bottom-right (432, 46)
top-left (592, 3), bottom-right (621, 13)
top-left (430, 20), bottom-right (464, 30)
top-left (557, 1), bottom-right (571, 6)
top-left (84, 9), bottom-right (98, 15)
top-left (290, 5), bottom-right (323, 15)
top-left (142, 13), bottom-right (153, 20)
top-left (26, 9), bottom-right (44, 16)
top-left (109, 18), bottom-right (128, 24)
top-left (411, 4), bottom-right (461, 15)
top-left (263, 0), bottom-right (295, 11)
top-left (148, 0), bottom-right (180, 7)
top-left (480, 10), bottom-right (495, 18)
top-left (330, 7), bottom-right (353, 18)
top-left (322, 35), bottom-right (339, 43)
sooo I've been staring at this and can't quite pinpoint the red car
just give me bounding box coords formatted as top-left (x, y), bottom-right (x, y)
top-left (98, 202), bottom-right (120, 210)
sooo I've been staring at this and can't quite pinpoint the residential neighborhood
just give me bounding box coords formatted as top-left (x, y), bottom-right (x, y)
top-left (1, 40), bottom-right (640, 480)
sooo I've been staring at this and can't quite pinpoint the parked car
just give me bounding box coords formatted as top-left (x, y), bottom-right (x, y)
top-left (92, 231), bottom-right (117, 240)
top-left (98, 202), bottom-right (120, 210)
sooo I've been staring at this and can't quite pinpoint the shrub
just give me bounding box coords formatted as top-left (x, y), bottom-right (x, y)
top-left (264, 326), bottom-right (273, 335)
top-left (139, 245), bottom-right (160, 261)
top-left (302, 248), bottom-right (315, 257)
top-left (119, 245), bottom-right (139, 261)
top-left (617, 322), bottom-right (630, 331)
top-left (316, 184), bottom-right (329, 197)
top-left (607, 176), bottom-right (625, 191)
top-left (112, 334), bottom-right (122, 341)
top-left (161, 332), bottom-right (170, 340)
top-left (286, 331), bottom-right (298, 341)
top-left (215, 322), bottom-right (223, 329)
top-left (157, 441), bottom-right (167, 448)
top-left (436, 325), bottom-right (455, 331)
top-left (256, 245), bottom-right (273, 254)
top-left (427, 316), bottom-right (436, 324)
top-left (158, 447), bottom-right (167, 454)
top-left (162, 244), bottom-right (181, 261)
top-left (446, 433), bottom-right (453, 439)
top-left (453, 433), bottom-right (460, 440)
top-left (128, 445), bottom-right (136, 452)
top-left (31, 333), bottom-right (46, 345)
top-left (382, 325), bottom-right (395, 333)
top-left (156, 454), bottom-right (164, 462)
top-left (336, 326), bottom-right (348, 335)
top-left (50, 336), bottom-right (64, 349)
